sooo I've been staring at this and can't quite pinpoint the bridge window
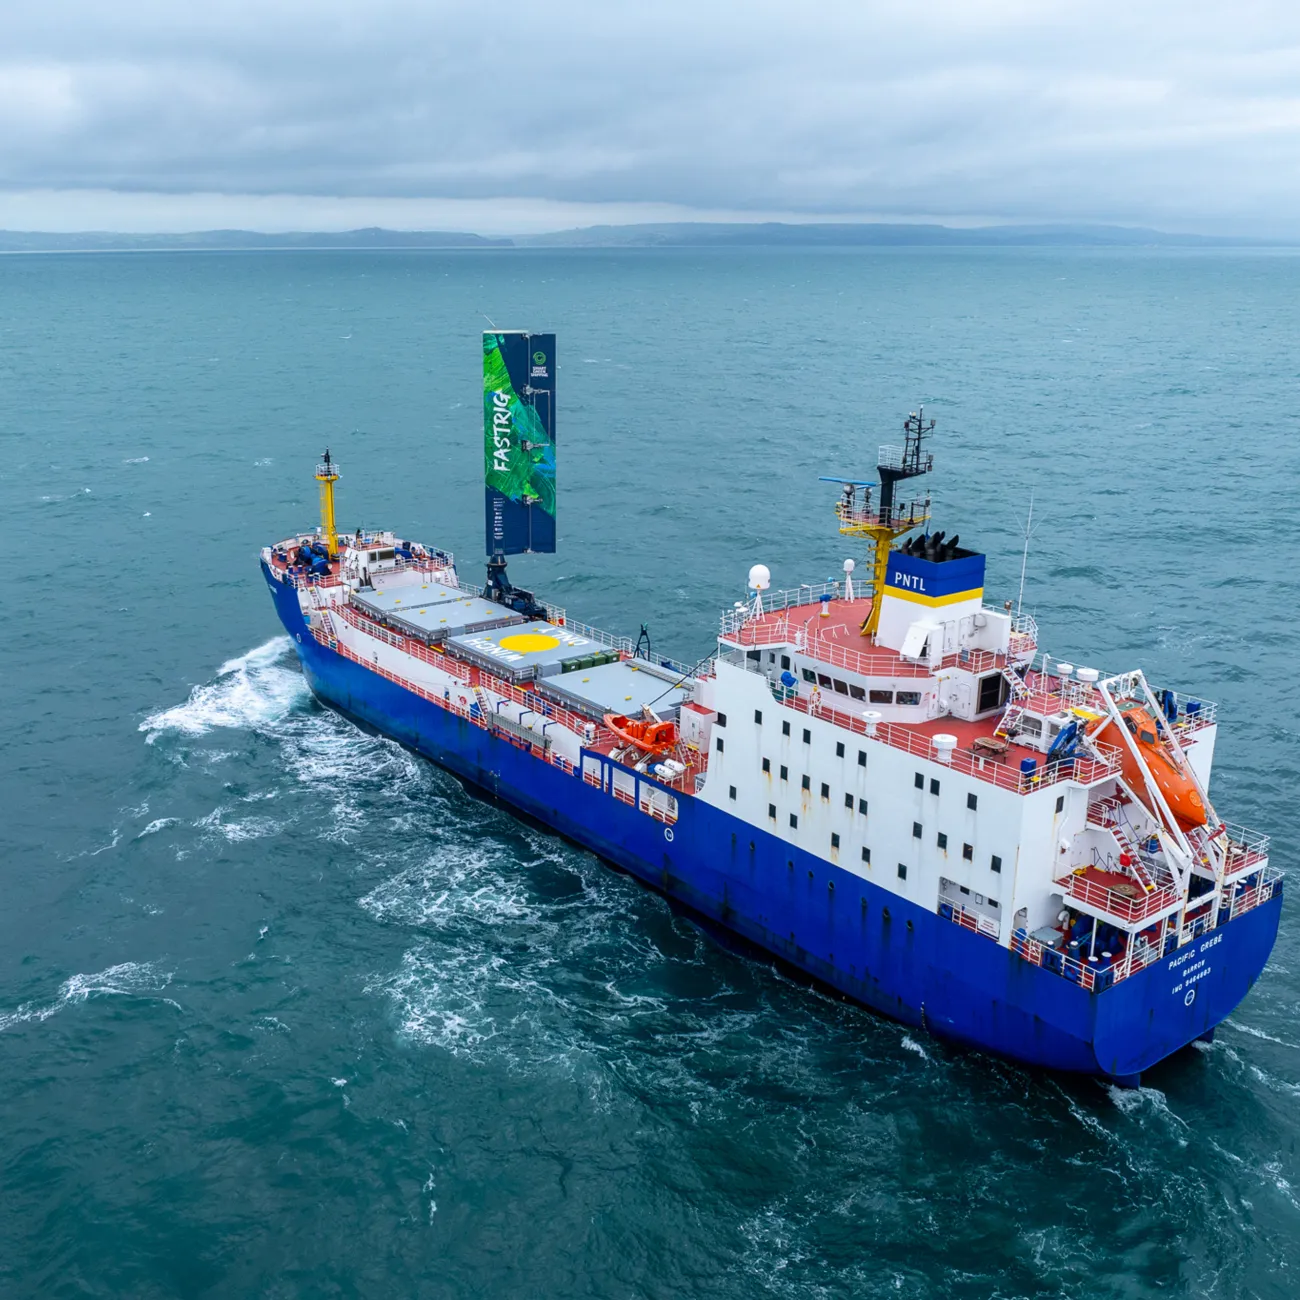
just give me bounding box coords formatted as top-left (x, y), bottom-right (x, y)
top-left (897, 691), bottom-right (922, 706)
top-left (833, 679), bottom-right (849, 695)
top-left (802, 668), bottom-right (816, 683)
top-left (849, 684), bottom-right (866, 701)
top-left (817, 673), bottom-right (832, 688)
top-left (870, 689), bottom-right (894, 704)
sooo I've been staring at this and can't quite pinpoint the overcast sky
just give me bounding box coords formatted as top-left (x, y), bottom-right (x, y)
top-left (2, 0), bottom-right (1298, 234)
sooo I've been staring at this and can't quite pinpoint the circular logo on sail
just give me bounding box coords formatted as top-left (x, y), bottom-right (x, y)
top-left (532, 351), bottom-right (546, 365)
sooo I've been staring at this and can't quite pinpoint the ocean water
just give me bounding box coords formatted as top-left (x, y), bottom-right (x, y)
top-left (2, 246), bottom-right (1299, 1299)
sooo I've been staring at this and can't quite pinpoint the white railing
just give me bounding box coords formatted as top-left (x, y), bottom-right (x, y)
top-left (719, 581), bottom-right (844, 636)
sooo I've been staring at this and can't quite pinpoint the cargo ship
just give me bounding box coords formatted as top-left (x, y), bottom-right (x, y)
top-left (260, 330), bottom-right (1280, 1085)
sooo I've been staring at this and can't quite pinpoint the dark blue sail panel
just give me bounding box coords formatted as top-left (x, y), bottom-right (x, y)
top-left (483, 330), bottom-right (556, 555)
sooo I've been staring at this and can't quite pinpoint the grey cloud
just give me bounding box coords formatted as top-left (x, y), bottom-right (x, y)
top-left (2, 0), bottom-right (1299, 231)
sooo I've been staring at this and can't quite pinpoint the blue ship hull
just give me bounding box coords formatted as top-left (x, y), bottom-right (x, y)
top-left (265, 565), bottom-right (1281, 1083)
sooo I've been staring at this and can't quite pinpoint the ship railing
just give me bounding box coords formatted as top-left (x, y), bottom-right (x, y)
top-left (1220, 822), bottom-right (1270, 872)
top-left (1011, 928), bottom-right (1163, 993)
top-left (1221, 865), bottom-right (1282, 923)
top-left (1054, 864), bottom-right (1181, 925)
top-left (834, 500), bottom-right (931, 531)
top-left (781, 692), bottom-right (1120, 794)
top-left (552, 614), bottom-right (637, 656)
top-left (719, 582), bottom-right (845, 635)
top-left (938, 901), bottom-right (1001, 941)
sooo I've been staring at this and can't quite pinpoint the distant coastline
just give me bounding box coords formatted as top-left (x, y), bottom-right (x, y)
top-left (1, 220), bottom-right (1294, 254)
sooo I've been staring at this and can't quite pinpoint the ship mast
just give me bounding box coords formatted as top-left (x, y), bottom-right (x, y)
top-left (828, 407), bottom-right (935, 637)
top-left (315, 448), bottom-right (341, 559)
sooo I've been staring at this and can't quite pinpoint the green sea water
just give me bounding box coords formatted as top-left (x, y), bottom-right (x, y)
top-left (2, 247), bottom-right (1298, 1298)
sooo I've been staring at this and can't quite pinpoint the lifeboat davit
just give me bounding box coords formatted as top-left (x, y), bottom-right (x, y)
top-left (603, 713), bottom-right (678, 758)
top-left (1088, 706), bottom-right (1206, 828)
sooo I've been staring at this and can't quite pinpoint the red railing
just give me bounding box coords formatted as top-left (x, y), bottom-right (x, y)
top-left (1054, 868), bottom-right (1180, 924)
top-left (783, 693), bottom-right (1120, 795)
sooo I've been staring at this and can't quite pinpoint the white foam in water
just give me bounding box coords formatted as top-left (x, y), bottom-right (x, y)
top-left (140, 637), bottom-right (308, 741)
top-left (0, 961), bottom-right (176, 1033)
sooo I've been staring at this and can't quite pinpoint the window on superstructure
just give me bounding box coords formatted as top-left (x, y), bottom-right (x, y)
top-left (831, 833), bottom-right (840, 850)
top-left (780, 764), bottom-right (788, 781)
top-left (929, 778), bottom-right (940, 796)
top-left (989, 898), bottom-right (1000, 910)
top-left (790, 813), bottom-right (798, 829)
top-left (817, 674), bottom-right (832, 688)
top-left (862, 847), bottom-right (871, 863)
top-left (1055, 795), bottom-right (1065, 814)
top-left (835, 741), bottom-right (845, 758)
top-left (962, 843), bottom-right (973, 861)
top-left (833, 679), bottom-right (849, 695)
top-left (746, 650), bottom-right (761, 662)
top-left (858, 751), bottom-right (867, 767)
top-left (858, 798), bottom-right (868, 815)
top-left (897, 691), bottom-right (921, 706)
top-left (754, 709), bottom-right (763, 725)
top-left (716, 737), bottom-right (725, 753)
top-left (782, 720), bottom-right (791, 737)
top-left (762, 757), bottom-right (771, 774)
top-left (967, 793), bottom-right (978, 811)
top-left (729, 786), bottom-right (736, 800)
top-left (768, 653), bottom-right (775, 664)
top-left (937, 832), bottom-right (948, 850)
top-left (914, 773), bottom-right (924, 790)
top-left (897, 863), bottom-right (907, 880)
top-left (802, 729), bottom-right (811, 744)
top-left (850, 684), bottom-right (866, 701)
top-left (802, 775), bottom-right (811, 791)
top-left (991, 855), bottom-right (1002, 874)
top-left (802, 669), bottom-right (816, 683)
top-left (844, 793), bottom-right (853, 810)
top-left (820, 782), bottom-right (830, 800)
top-left (717, 713), bottom-right (727, 727)
top-left (769, 803), bottom-right (776, 819)
top-left (912, 822), bottom-right (922, 839)
top-left (870, 689), bottom-right (894, 704)
top-left (781, 655), bottom-right (791, 670)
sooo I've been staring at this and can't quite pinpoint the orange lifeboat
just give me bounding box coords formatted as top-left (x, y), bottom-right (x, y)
top-left (1087, 706), bottom-right (1206, 828)
top-left (603, 713), bottom-right (679, 758)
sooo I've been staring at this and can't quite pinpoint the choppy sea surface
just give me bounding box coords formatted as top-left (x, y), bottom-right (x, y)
top-left (2, 247), bottom-right (1299, 1298)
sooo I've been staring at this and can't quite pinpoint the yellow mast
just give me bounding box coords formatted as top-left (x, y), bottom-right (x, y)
top-left (315, 449), bottom-right (341, 558)
top-left (829, 409), bottom-right (936, 638)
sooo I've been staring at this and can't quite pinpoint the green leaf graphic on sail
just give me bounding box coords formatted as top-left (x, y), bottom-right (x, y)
top-left (483, 336), bottom-right (555, 516)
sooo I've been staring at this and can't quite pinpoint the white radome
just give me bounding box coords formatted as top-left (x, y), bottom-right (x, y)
top-left (748, 563), bottom-right (771, 591)
top-left (843, 558), bottom-right (855, 574)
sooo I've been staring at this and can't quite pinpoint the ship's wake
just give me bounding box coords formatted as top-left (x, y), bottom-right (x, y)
top-left (140, 637), bottom-right (309, 741)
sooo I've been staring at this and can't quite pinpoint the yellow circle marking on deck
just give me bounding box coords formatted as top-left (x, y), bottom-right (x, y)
top-left (499, 632), bottom-right (562, 654)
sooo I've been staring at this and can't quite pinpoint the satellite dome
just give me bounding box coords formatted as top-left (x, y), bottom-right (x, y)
top-left (747, 564), bottom-right (771, 591)
top-left (843, 558), bottom-right (856, 574)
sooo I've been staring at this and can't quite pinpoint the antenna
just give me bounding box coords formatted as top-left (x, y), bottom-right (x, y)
top-left (1016, 491), bottom-right (1038, 618)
